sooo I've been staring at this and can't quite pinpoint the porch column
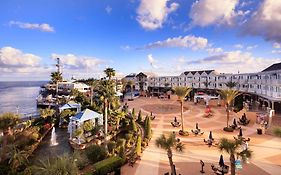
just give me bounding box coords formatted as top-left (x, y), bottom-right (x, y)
top-left (271, 101), bottom-right (275, 116)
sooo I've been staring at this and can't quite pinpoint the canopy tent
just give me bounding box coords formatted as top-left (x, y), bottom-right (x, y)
top-left (59, 101), bottom-right (81, 113)
top-left (70, 108), bottom-right (103, 125)
top-left (194, 94), bottom-right (220, 106)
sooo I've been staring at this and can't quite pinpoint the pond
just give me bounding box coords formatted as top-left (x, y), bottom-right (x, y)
top-left (30, 127), bottom-right (73, 163)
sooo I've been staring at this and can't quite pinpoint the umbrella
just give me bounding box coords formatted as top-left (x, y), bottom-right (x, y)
top-left (196, 123), bottom-right (199, 130)
top-left (238, 128), bottom-right (243, 137)
top-left (208, 131), bottom-right (213, 140)
top-left (174, 117), bottom-right (177, 123)
top-left (233, 118), bottom-right (237, 126)
top-left (219, 155), bottom-right (225, 167)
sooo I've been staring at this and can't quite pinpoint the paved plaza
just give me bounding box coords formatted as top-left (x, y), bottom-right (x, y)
top-left (121, 96), bottom-right (281, 175)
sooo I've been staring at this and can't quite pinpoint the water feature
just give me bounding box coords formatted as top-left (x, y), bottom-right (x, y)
top-left (30, 127), bottom-right (72, 162)
top-left (50, 127), bottom-right (58, 146)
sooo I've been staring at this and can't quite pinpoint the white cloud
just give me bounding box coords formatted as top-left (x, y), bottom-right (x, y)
top-left (51, 53), bottom-right (104, 70)
top-left (189, 0), bottom-right (239, 27)
top-left (147, 54), bottom-right (159, 68)
top-left (9, 21), bottom-right (55, 32)
top-left (136, 0), bottom-right (179, 30)
top-left (120, 45), bottom-right (132, 51)
top-left (243, 0), bottom-right (281, 42)
top-left (246, 44), bottom-right (258, 50)
top-left (142, 35), bottom-right (208, 50)
top-left (105, 6), bottom-right (112, 14)
top-left (187, 50), bottom-right (281, 73)
top-left (0, 46), bottom-right (40, 68)
top-left (206, 47), bottom-right (223, 54)
top-left (272, 50), bottom-right (281, 54)
top-left (273, 42), bottom-right (281, 49)
top-left (234, 44), bottom-right (244, 49)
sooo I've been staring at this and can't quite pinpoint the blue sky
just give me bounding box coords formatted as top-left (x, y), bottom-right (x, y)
top-left (0, 0), bottom-right (281, 81)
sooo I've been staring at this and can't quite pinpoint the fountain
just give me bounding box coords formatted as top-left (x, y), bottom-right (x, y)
top-left (50, 127), bottom-right (58, 146)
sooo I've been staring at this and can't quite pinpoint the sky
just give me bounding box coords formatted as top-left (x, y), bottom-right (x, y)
top-left (0, 0), bottom-right (281, 81)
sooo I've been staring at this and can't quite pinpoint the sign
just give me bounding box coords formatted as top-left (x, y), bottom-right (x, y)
top-left (235, 160), bottom-right (243, 170)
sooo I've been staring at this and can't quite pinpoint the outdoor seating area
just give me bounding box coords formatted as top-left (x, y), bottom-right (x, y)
top-left (234, 128), bottom-right (251, 143)
top-left (238, 113), bottom-right (250, 126)
top-left (211, 155), bottom-right (229, 175)
top-left (230, 118), bottom-right (241, 130)
top-left (203, 131), bottom-right (216, 147)
top-left (171, 117), bottom-right (181, 127)
top-left (191, 123), bottom-right (204, 136)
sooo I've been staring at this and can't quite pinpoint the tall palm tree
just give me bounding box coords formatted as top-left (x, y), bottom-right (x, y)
top-left (219, 89), bottom-right (240, 128)
top-left (225, 81), bottom-right (238, 89)
top-left (98, 79), bottom-right (116, 137)
top-left (155, 133), bottom-right (184, 175)
top-left (104, 67), bottom-right (116, 80)
top-left (50, 71), bottom-right (63, 84)
top-left (39, 108), bottom-right (55, 119)
top-left (31, 154), bottom-right (79, 175)
top-left (0, 113), bottom-right (19, 161)
top-left (218, 138), bottom-right (252, 175)
top-left (174, 86), bottom-right (192, 133)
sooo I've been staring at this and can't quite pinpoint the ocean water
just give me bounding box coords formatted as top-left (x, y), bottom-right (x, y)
top-left (0, 81), bottom-right (47, 115)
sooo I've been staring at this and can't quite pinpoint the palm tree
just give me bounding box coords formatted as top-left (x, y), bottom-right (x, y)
top-left (40, 108), bottom-right (55, 119)
top-left (104, 67), bottom-right (116, 80)
top-left (174, 86), bottom-right (192, 133)
top-left (8, 146), bottom-right (28, 173)
top-left (98, 79), bottom-right (116, 137)
top-left (225, 81), bottom-right (238, 89)
top-left (218, 138), bottom-right (252, 175)
top-left (51, 71), bottom-right (63, 99)
top-left (31, 154), bottom-right (79, 175)
top-left (219, 89), bottom-right (240, 128)
top-left (155, 133), bottom-right (184, 175)
top-left (0, 113), bottom-right (19, 161)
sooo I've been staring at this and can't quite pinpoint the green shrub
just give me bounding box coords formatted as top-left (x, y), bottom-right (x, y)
top-left (136, 135), bottom-right (142, 156)
top-left (107, 141), bottom-right (117, 154)
top-left (137, 110), bottom-right (142, 123)
top-left (118, 145), bottom-right (125, 159)
top-left (93, 156), bottom-right (124, 175)
top-left (132, 108), bottom-right (136, 119)
top-left (274, 127), bottom-right (281, 137)
top-left (145, 115), bottom-right (152, 139)
top-left (117, 138), bottom-right (126, 148)
top-left (130, 119), bottom-right (137, 133)
top-left (86, 145), bottom-right (107, 163)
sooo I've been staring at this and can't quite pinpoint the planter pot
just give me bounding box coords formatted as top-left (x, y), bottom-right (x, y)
top-left (223, 127), bottom-right (234, 132)
top-left (179, 130), bottom-right (189, 136)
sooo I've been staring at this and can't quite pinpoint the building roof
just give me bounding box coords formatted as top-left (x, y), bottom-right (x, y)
top-left (125, 73), bottom-right (136, 78)
top-left (262, 63), bottom-right (281, 72)
top-left (183, 70), bottom-right (215, 75)
top-left (136, 72), bottom-right (147, 78)
top-left (59, 101), bottom-right (81, 111)
top-left (70, 108), bottom-right (102, 122)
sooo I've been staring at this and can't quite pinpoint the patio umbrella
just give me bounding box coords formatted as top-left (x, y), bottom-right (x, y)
top-left (219, 155), bottom-right (225, 167)
top-left (208, 131), bottom-right (213, 140)
top-left (233, 118), bottom-right (237, 126)
top-left (238, 128), bottom-right (243, 137)
top-left (196, 123), bottom-right (199, 130)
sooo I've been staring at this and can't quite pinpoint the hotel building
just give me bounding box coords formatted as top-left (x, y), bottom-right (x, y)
top-left (123, 63), bottom-right (281, 113)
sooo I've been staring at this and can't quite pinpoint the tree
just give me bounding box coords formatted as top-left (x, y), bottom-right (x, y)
top-left (218, 138), bottom-right (252, 175)
top-left (136, 135), bottom-right (142, 156)
top-left (127, 80), bottom-right (135, 100)
top-left (74, 128), bottom-right (84, 144)
top-left (8, 146), bottom-right (28, 173)
top-left (50, 71), bottom-right (63, 84)
top-left (104, 67), bottom-right (116, 80)
top-left (40, 108), bottom-right (55, 119)
top-left (219, 89), bottom-right (240, 128)
top-left (0, 113), bottom-right (19, 161)
top-left (173, 86), bottom-right (192, 133)
top-left (225, 81), bottom-right (238, 89)
top-left (137, 110), bottom-right (142, 123)
top-left (83, 120), bottom-right (94, 132)
top-left (130, 118), bottom-right (137, 133)
top-left (155, 133), bottom-right (184, 175)
top-left (145, 115), bottom-right (152, 139)
top-left (132, 108), bottom-right (136, 119)
top-left (31, 154), bottom-right (79, 175)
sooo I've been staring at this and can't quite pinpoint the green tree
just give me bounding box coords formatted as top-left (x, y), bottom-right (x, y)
top-left (74, 128), bottom-right (84, 144)
top-left (136, 135), bottom-right (142, 156)
top-left (83, 120), bottom-right (94, 132)
top-left (50, 71), bottom-right (63, 84)
top-left (31, 154), bottom-right (78, 175)
top-left (155, 133), bottom-right (184, 175)
top-left (137, 110), bottom-right (142, 123)
top-left (0, 113), bottom-right (19, 161)
top-left (104, 67), bottom-right (116, 80)
top-left (127, 80), bottom-right (135, 100)
top-left (39, 108), bottom-right (55, 119)
top-left (85, 145), bottom-right (107, 163)
top-left (173, 86), bottom-right (192, 133)
top-left (132, 108), bottom-right (136, 119)
top-left (219, 89), bottom-right (240, 128)
top-left (225, 81), bottom-right (238, 89)
top-left (218, 138), bottom-right (252, 175)
top-left (8, 146), bottom-right (28, 173)
top-left (130, 118), bottom-right (137, 133)
top-left (145, 115), bottom-right (152, 139)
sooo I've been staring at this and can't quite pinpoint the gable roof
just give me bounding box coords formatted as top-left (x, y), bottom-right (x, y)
top-left (71, 109), bottom-right (102, 122)
top-left (183, 70), bottom-right (214, 75)
top-left (136, 72), bottom-right (147, 78)
top-left (262, 63), bottom-right (281, 72)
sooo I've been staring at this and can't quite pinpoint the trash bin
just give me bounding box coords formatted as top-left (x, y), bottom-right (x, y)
top-left (257, 128), bottom-right (262, 135)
